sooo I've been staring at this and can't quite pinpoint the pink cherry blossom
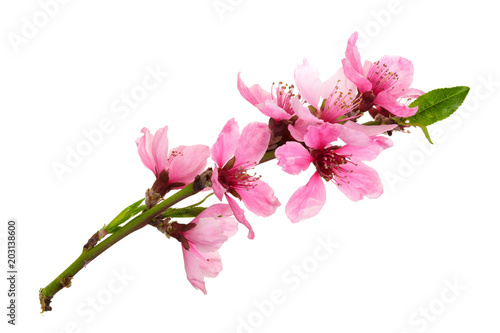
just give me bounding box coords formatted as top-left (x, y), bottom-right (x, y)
top-left (294, 59), bottom-right (360, 122)
top-left (289, 60), bottom-right (362, 141)
top-left (136, 125), bottom-right (210, 192)
top-left (341, 32), bottom-right (424, 117)
top-left (237, 73), bottom-right (299, 121)
top-left (275, 121), bottom-right (395, 223)
top-left (211, 118), bottom-right (281, 239)
top-left (177, 204), bottom-right (238, 294)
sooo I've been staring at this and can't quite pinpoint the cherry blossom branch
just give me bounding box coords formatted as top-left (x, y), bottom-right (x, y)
top-left (39, 31), bottom-right (470, 314)
top-left (39, 149), bottom-right (277, 313)
top-left (39, 171), bottom-right (213, 313)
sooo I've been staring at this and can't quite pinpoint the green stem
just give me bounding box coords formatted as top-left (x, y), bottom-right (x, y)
top-left (39, 182), bottom-right (200, 312)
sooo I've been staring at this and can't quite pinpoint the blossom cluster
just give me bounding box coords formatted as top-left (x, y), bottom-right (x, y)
top-left (135, 32), bottom-right (423, 294)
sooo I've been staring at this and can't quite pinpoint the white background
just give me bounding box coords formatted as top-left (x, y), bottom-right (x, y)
top-left (1, 0), bottom-right (499, 332)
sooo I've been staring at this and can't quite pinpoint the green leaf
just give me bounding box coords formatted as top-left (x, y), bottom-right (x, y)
top-left (184, 192), bottom-right (214, 209)
top-left (404, 86), bottom-right (470, 143)
top-left (407, 86), bottom-right (469, 125)
top-left (106, 225), bottom-right (122, 234)
top-left (161, 193), bottom-right (213, 218)
top-left (163, 206), bottom-right (206, 218)
top-left (105, 198), bottom-right (145, 232)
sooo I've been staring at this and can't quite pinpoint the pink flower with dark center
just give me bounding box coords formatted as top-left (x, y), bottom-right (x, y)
top-left (211, 118), bottom-right (281, 239)
top-left (168, 204), bottom-right (238, 294)
top-left (290, 60), bottom-right (362, 141)
top-left (136, 126), bottom-right (210, 200)
top-left (341, 32), bottom-right (424, 117)
top-left (275, 121), bottom-right (396, 223)
top-left (237, 73), bottom-right (299, 121)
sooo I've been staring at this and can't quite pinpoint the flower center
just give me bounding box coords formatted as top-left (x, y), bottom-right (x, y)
top-left (272, 82), bottom-right (297, 116)
top-left (320, 80), bottom-right (361, 123)
top-left (218, 164), bottom-right (261, 192)
top-left (367, 61), bottom-right (400, 95)
top-left (313, 147), bottom-right (356, 185)
top-left (358, 91), bottom-right (377, 112)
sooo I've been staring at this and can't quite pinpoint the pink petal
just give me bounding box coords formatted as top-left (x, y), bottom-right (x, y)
top-left (192, 203), bottom-right (234, 220)
top-left (151, 125), bottom-right (170, 174)
top-left (341, 58), bottom-right (372, 93)
top-left (285, 172), bottom-right (326, 223)
top-left (373, 91), bottom-right (418, 117)
top-left (211, 118), bottom-right (240, 167)
top-left (336, 162), bottom-right (383, 201)
top-left (321, 67), bottom-right (356, 99)
top-left (184, 204), bottom-right (238, 252)
top-left (291, 98), bottom-right (320, 123)
top-left (275, 141), bottom-right (314, 175)
top-left (362, 60), bottom-right (373, 77)
top-left (168, 145), bottom-right (210, 186)
top-left (226, 194), bottom-right (255, 239)
top-left (182, 245), bottom-right (222, 295)
top-left (345, 32), bottom-right (364, 75)
top-left (343, 120), bottom-right (397, 136)
top-left (234, 122), bottom-right (270, 167)
top-left (185, 218), bottom-right (234, 252)
top-left (288, 118), bottom-right (315, 142)
top-left (393, 88), bottom-right (425, 99)
top-left (376, 55), bottom-right (414, 94)
top-left (136, 127), bottom-right (156, 174)
top-left (256, 99), bottom-right (292, 121)
top-left (237, 72), bottom-right (272, 106)
top-left (238, 179), bottom-right (280, 217)
top-left (336, 136), bottom-right (393, 161)
top-left (193, 204), bottom-right (236, 233)
top-left (304, 122), bottom-right (341, 150)
top-left (338, 125), bottom-right (370, 147)
top-left (211, 166), bottom-right (227, 201)
top-left (294, 58), bottom-right (322, 107)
